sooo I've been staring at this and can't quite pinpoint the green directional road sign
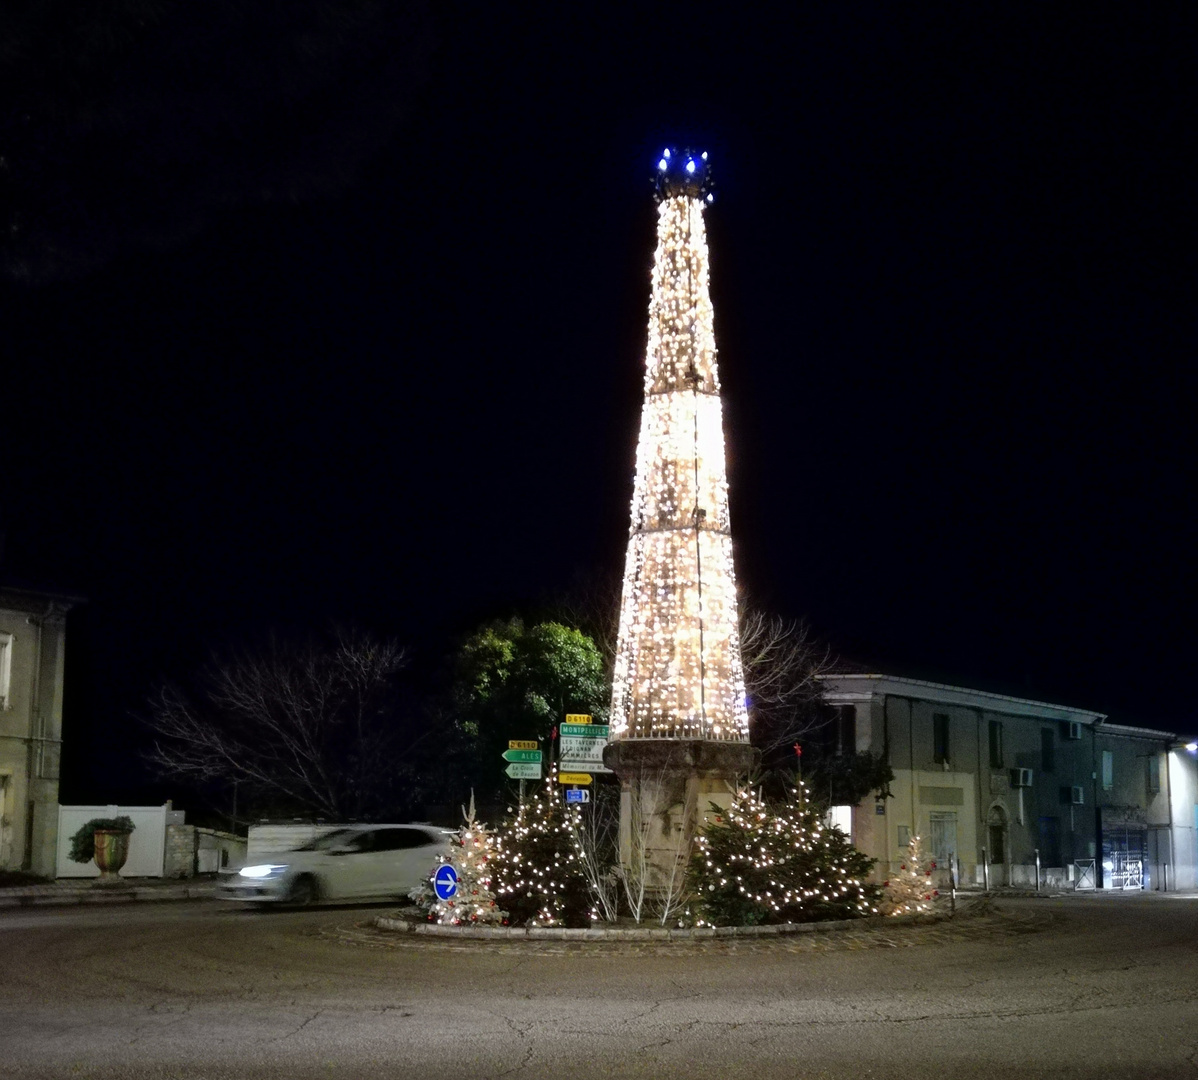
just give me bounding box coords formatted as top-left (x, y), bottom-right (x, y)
top-left (506, 762), bottom-right (542, 780)
top-left (502, 749), bottom-right (543, 763)
top-left (560, 723), bottom-right (609, 738)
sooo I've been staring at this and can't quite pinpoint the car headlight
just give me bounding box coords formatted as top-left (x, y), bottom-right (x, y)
top-left (238, 864), bottom-right (289, 879)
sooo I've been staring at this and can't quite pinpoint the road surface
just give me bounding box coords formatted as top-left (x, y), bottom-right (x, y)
top-left (3, 894), bottom-right (1197, 1078)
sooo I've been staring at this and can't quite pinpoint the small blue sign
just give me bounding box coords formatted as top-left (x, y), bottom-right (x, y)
top-left (433, 864), bottom-right (458, 901)
top-left (565, 788), bottom-right (589, 804)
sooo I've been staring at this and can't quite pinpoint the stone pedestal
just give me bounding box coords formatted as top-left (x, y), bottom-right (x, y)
top-left (603, 739), bottom-right (760, 894)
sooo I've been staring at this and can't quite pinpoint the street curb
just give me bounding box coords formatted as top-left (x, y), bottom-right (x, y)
top-left (373, 901), bottom-right (975, 941)
top-left (0, 884), bottom-right (217, 909)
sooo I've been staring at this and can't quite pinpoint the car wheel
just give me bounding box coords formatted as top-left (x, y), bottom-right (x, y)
top-left (288, 875), bottom-right (318, 907)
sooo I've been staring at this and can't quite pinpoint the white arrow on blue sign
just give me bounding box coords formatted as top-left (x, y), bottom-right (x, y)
top-left (433, 864), bottom-right (458, 901)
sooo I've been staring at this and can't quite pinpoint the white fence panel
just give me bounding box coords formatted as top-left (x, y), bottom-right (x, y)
top-left (247, 824), bottom-right (338, 861)
top-left (56, 804), bottom-right (169, 878)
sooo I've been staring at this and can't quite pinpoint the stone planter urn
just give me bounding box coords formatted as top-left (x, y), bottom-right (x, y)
top-left (93, 830), bottom-right (132, 880)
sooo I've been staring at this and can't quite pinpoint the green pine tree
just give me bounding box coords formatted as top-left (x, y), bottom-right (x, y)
top-left (491, 769), bottom-right (591, 927)
top-left (690, 785), bottom-right (880, 926)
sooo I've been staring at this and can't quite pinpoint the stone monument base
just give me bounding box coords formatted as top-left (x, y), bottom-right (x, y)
top-left (602, 739), bottom-right (760, 901)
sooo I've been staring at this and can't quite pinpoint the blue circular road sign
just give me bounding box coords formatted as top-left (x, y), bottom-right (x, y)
top-left (433, 864), bottom-right (458, 901)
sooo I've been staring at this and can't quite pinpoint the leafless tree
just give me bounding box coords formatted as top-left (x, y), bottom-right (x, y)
top-left (566, 789), bottom-right (620, 923)
top-left (647, 808), bottom-right (697, 928)
top-left (615, 779), bottom-right (652, 924)
top-left (739, 610), bottom-right (837, 758)
top-left (611, 764), bottom-right (700, 926)
top-left (549, 567), bottom-right (623, 671)
top-left (143, 627), bottom-right (435, 822)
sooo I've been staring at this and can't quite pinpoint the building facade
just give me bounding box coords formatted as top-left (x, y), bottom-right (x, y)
top-left (0, 585), bottom-right (81, 876)
top-left (817, 673), bottom-right (1195, 891)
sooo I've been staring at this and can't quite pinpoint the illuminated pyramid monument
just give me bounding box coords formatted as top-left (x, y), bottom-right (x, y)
top-left (604, 149), bottom-right (758, 887)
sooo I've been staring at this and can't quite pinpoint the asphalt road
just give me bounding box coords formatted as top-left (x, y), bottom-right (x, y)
top-left (3, 895), bottom-right (1197, 1079)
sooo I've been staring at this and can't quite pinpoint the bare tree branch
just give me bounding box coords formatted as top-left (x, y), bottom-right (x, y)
top-left (740, 610), bottom-right (838, 758)
top-left (140, 628), bottom-right (422, 822)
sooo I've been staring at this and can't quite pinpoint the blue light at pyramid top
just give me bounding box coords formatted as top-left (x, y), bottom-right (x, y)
top-left (654, 148), bottom-right (715, 203)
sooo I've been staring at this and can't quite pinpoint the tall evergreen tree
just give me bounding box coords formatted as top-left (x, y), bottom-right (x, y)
top-left (491, 770), bottom-right (591, 927)
top-left (691, 785), bottom-right (880, 926)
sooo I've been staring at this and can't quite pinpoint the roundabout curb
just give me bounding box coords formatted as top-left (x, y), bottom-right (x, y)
top-left (373, 899), bottom-right (977, 941)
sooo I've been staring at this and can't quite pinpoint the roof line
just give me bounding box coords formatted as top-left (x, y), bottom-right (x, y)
top-left (815, 671), bottom-right (1107, 720)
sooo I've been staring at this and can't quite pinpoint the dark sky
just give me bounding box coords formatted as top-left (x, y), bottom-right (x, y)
top-left (4, 4), bottom-right (1192, 801)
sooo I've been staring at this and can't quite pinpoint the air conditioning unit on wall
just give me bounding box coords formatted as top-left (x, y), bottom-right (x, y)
top-left (1010, 767), bottom-right (1034, 787)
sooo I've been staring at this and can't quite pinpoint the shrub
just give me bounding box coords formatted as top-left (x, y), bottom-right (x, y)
top-left (690, 786), bottom-right (880, 926)
top-left (490, 776), bottom-right (591, 927)
top-left (68, 816), bottom-right (135, 864)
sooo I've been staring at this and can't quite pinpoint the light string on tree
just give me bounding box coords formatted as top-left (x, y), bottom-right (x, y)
top-left (489, 765), bottom-right (595, 927)
top-left (690, 783), bottom-right (881, 926)
top-left (424, 792), bottom-right (506, 926)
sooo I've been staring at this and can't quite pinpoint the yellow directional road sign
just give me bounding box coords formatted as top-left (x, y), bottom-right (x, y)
top-left (558, 772), bottom-right (592, 785)
top-left (509, 740), bottom-right (538, 750)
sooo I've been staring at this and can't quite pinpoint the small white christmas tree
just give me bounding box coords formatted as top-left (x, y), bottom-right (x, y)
top-left (880, 834), bottom-right (938, 916)
top-left (427, 793), bottom-right (507, 926)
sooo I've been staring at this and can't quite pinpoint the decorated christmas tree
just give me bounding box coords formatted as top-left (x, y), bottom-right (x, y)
top-left (880, 834), bottom-right (938, 916)
top-left (424, 794), bottom-right (506, 926)
top-left (491, 768), bottom-right (591, 927)
top-left (690, 784), bottom-right (880, 926)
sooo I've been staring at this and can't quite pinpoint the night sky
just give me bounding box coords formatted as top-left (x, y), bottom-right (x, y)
top-left (4, 4), bottom-right (1191, 804)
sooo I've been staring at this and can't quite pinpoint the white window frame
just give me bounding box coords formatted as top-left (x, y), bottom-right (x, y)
top-left (0, 632), bottom-right (12, 710)
top-left (1101, 750), bottom-right (1114, 791)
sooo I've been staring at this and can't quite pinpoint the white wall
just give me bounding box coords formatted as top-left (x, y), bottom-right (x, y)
top-left (56, 804), bottom-right (169, 878)
top-left (1168, 748), bottom-right (1198, 891)
top-left (246, 824), bottom-right (337, 861)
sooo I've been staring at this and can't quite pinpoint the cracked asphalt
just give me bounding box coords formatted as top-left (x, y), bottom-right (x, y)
top-left (3, 894), bottom-right (1197, 1078)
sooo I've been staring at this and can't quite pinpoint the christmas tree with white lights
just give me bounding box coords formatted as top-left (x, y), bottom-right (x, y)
top-left (426, 794), bottom-right (506, 926)
top-left (490, 769), bottom-right (591, 927)
top-left (880, 834), bottom-right (938, 916)
top-left (690, 784), bottom-right (880, 926)
top-left (609, 149), bottom-right (749, 743)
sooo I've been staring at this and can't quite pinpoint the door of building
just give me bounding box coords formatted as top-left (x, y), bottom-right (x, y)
top-left (929, 812), bottom-right (958, 884)
top-left (987, 806), bottom-right (1008, 887)
top-left (1102, 824), bottom-right (1147, 890)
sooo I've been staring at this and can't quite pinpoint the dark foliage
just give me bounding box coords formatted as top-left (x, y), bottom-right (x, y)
top-left (69, 815), bottom-right (135, 863)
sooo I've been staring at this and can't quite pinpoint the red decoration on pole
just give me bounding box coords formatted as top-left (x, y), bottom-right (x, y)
top-left (794, 743), bottom-right (802, 757)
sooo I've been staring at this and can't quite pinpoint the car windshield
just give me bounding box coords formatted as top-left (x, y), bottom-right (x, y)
top-left (294, 828), bottom-right (359, 852)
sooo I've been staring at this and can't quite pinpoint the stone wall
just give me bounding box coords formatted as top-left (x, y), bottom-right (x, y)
top-left (163, 824), bottom-right (246, 878)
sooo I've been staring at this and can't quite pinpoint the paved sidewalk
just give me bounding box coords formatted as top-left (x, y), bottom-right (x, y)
top-left (0, 876), bottom-right (218, 909)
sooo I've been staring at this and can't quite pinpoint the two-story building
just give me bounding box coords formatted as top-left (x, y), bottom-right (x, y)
top-left (816, 672), bottom-right (1195, 891)
top-left (0, 584), bottom-right (81, 876)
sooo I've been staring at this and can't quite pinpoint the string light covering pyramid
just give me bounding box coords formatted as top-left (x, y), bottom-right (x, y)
top-left (610, 148), bottom-right (749, 742)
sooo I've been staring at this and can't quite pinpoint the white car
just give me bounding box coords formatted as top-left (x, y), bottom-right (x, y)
top-left (218, 824), bottom-right (452, 907)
